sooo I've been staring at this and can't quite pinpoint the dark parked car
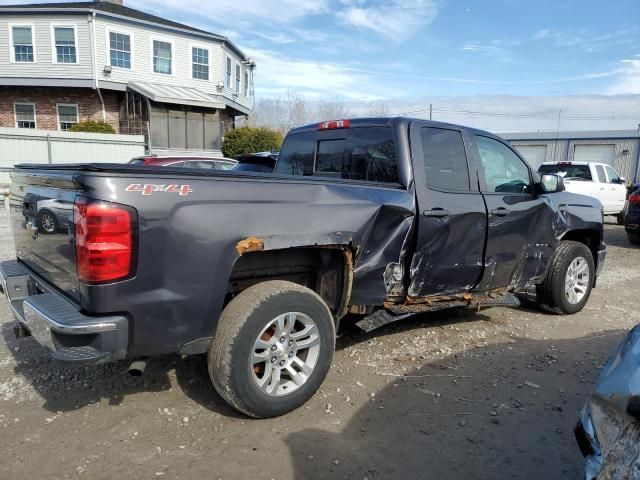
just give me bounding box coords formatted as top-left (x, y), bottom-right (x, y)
top-left (625, 187), bottom-right (640, 244)
top-left (129, 155), bottom-right (237, 170)
top-left (232, 152), bottom-right (278, 173)
top-left (575, 324), bottom-right (640, 479)
top-left (2, 117), bottom-right (606, 418)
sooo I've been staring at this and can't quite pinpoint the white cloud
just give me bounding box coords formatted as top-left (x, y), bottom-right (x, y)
top-left (608, 59), bottom-right (640, 94)
top-left (248, 49), bottom-right (394, 100)
top-left (252, 32), bottom-right (296, 45)
top-left (461, 42), bottom-right (510, 60)
top-left (343, 95), bottom-right (640, 132)
top-left (337, 0), bottom-right (439, 42)
top-left (533, 28), bottom-right (638, 53)
top-left (136, 0), bottom-right (328, 25)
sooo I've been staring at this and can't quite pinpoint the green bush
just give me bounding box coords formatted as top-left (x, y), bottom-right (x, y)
top-left (70, 120), bottom-right (116, 134)
top-left (222, 126), bottom-right (283, 157)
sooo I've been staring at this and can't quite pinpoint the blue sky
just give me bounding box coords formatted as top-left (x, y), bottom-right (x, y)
top-left (129, 0), bottom-right (640, 100)
top-left (4, 0), bottom-right (640, 130)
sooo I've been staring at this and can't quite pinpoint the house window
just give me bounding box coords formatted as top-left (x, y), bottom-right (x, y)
top-left (153, 40), bottom-right (172, 74)
top-left (244, 70), bottom-right (249, 97)
top-left (235, 64), bottom-right (240, 93)
top-left (14, 103), bottom-right (36, 129)
top-left (192, 47), bottom-right (209, 80)
top-left (109, 32), bottom-right (131, 68)
top-left (54, 26), bottom-right (77, 63)
top-left (226, 57), bottom-right (232, 87)
top-left (12, 26), bottom-right (34, 62)
top-left (57, 104), bottom-right (78, 131)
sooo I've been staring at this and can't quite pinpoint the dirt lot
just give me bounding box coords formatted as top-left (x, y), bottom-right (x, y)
top-left (0, 208), bottom-right (636, 480)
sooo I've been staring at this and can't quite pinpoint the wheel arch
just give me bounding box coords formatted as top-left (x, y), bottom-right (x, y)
top-left (227, 244), bottom-right (354, 323)
top-left (560, 228), bottom-right (602, 272)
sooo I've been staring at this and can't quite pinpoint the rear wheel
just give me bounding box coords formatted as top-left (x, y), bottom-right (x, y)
top-left (628, 232), bottom-right (640, 245)
top-left (208, 280), bottom-right (335, 418)
top-left (536, 241), bottom-right (594, 315)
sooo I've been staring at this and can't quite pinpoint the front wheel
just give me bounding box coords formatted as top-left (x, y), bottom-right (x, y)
top-left (536, 241), bottom-right (594, 315)
top-left (617, 212), bottom-right (626, 225)
top-left (208, 280), bottom-right (335, 418)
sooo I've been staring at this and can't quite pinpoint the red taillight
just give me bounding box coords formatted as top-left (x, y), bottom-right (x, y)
top-left (318, 120), bottom-right (350, 130)
top-left (630, 194), bottom-right (640, 204)
top-left (74, 197), bottom-right (136, 283)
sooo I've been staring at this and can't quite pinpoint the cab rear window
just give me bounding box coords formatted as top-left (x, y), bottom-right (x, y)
top-left (275, 127), bottom-right (400, 184)
top-left (538, 164), bottom-right (592, 180)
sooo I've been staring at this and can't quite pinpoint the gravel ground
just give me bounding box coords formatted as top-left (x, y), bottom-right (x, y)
top-left (0, 209), bottom-right (637, 480)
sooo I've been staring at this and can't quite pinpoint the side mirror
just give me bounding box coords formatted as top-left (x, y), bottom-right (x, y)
top-left (619, 176), bottom-right (626, 184)
top-left (540, 174), bottom-right (565, 193)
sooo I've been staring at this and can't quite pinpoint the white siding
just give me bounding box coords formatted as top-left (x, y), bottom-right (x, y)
top-left (0, 127), bottom-right (145, 184)
top-left (0, 14), bottom-right (93, 79)
top-left (94, 17), bottom-right (252, 110)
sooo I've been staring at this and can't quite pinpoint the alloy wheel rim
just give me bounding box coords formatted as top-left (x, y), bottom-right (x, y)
top-left (41, 214), bottom-right (55, 232)
top-left (565, 256), bottom-right (590, 305)
top-left (250, 312), bottom-right (320, 397)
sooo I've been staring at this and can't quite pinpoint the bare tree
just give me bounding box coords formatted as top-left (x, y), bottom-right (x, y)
top-left (367, 102), bottom-right (391, 117)
top-left (314, 98), bottom-right (351, 121)
top-left (248, 91), bottom-right (355, 134)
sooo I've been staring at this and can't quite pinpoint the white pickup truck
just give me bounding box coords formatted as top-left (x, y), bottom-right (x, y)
top-left (538, 161), bottom-right (627, 224)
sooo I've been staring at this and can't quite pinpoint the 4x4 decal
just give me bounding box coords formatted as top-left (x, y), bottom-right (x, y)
top-left (125, 184), bottom-right (193, 196)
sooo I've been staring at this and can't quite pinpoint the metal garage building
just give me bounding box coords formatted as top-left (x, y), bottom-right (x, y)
top-left (500, 130), bottom-right (640, 183)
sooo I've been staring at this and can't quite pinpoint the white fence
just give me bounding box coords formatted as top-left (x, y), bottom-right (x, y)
top-left (0, 128), bottom-right (146, 184)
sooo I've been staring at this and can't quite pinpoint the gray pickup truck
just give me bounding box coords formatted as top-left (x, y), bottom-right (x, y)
top-left (1, 118), bottom-right (606, 417)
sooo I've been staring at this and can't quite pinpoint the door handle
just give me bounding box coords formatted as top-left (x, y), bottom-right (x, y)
top-left (491, 208), bottom-right (511, 217)
top-left (423, 208), bottom-right (449, 218)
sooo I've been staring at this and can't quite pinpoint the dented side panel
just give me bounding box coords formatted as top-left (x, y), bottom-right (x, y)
top-left (73, 172), bottom-right (414, 356)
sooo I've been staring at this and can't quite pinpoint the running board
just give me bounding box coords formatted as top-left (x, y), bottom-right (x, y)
top-left (355, 293), bottom-right (521, 333)
top-left (355, 310), bottom-right (412, 333)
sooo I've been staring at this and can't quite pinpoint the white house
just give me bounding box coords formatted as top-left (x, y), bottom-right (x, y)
top-left (0, 0), bottom-right (255, 154)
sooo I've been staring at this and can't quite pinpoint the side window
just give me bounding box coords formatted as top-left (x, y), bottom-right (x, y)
top-left (595, 165), bottom-right (606, 183)
top-left (474, 135), bottom-right (531, 194)
top-left (421, 127), bottom-right (470, 191)
top-left (605, 166), bottom-right (620, 183)
top-left (275, 131), bottom-right (316, 176)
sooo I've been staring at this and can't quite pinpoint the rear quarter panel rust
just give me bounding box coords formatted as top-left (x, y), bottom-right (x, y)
top-left (76, 172), bottom-right (415, 357)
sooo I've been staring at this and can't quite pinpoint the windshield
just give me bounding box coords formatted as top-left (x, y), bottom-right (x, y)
top-left (538, 164), bottom-right (592, 180)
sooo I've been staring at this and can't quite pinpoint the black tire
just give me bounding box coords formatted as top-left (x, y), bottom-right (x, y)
top-left (628, 232), bottom-right (640, 245)
top-left (208, 280), bottom-right (335, 418)
top-left (536, 241), bottom-right (594, 315)
top-left (36, 209), bottom-right (58, 234)
top-left (617, 213), bottom-right (626, 226)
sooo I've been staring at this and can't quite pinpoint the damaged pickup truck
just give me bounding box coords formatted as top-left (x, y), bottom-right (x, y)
top-left (1, 117), bottom-right (606, 417)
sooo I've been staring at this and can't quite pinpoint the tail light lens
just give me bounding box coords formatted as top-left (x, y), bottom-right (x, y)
top-left (630, 194), bottom-right (640, 204)
top-left (74, 196), bottom-right (137, 283)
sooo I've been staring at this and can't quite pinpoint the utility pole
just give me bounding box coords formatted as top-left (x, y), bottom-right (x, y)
top-left (554, 110), bottom-right (562, 162)
top-left (429, 104), bottom-right (433, 120)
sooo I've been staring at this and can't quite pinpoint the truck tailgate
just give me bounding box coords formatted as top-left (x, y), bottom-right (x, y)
top-left (9, 169), bottom-right (79, 301)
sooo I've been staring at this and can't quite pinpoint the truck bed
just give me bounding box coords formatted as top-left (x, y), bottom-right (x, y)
top-left (8, 163), bottom-right (415, 357)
